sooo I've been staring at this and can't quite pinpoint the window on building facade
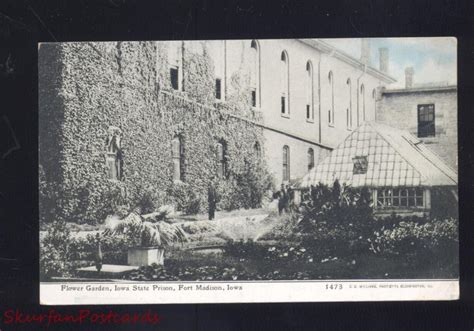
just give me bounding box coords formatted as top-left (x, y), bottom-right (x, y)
top-left (105, 127), bottom-right (123, 181)
top-left (306, 61), bottom-right (314, 121)
top-left (282, 145), bottom-right (290, 182)
top-left (250, 40), bottom-right (260, 108)
top-left (376, 188), bottom-right (424, 209)
top-left (254, 141), bottom-right (262, 159)
top-left (307, 148), bottom-right (315, 171)
top-left (280, 51), bottom-right (289, 116)
top-left (328, 71), bottom-right (334, 125)
top-left (360, 84), bottom-right (366, 123)
top-left (172, 135), bottom-right (185, 182)
top-left (347, 78), bottom-right (352, 128)
top-left (251, 90), bottom-right (257, 108)
top-left (372, 88), bottom-right (377, 119)
top-left (215, 78), bottom-right (222, 100)
top-left (209, 40), bottom-right (225, 101)
top-left (352, 156), bottom-right (368, 174)
top-left (168, 42), bottom-right (182, 91)
top-left (170, 67), bottom-right (179, 90)
top-left (216, 140), bottom-right (228, 179)
top-left (417, 104), bottom-right (435, 137)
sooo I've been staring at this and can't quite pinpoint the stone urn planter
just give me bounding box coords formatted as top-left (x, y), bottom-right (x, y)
top-left (127, 247), bottom-right (165, 266)
top-left (103, 210), bottom-right (187, 267)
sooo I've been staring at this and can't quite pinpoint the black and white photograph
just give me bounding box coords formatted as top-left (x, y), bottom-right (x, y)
top-left (38, 37), bottom-right (459, 303)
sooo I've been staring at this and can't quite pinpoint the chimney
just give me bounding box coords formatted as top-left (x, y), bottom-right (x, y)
top-left (405, 67), bottom-right (415, 88)
top-left (379, 48), bottom-right (389, 73)
top-left (360, 39), bottom-right (371, 65)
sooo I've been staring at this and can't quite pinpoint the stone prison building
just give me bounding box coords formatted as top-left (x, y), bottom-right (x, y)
top-left (39, 39), bottom-right (398, 222)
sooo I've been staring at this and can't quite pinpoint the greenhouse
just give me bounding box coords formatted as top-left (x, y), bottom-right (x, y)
top-left (299, 122), bottom-right (458, 217)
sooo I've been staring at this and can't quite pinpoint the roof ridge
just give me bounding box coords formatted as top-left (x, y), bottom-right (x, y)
top-left (367, 122), bottom-right (424, 182)
top-left (370, 121), bottom-right (457, 182)
top-left (408, 139), bottom-right (458, 183)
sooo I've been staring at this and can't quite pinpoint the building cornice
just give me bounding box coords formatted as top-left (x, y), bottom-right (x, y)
top-left (298, 39), bottom-right (397, 84)
top-left (382, 85), bottom-right (457, 94)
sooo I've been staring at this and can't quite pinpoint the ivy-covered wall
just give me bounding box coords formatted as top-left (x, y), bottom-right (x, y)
top-left (39, 41), bottom-right (272, 224)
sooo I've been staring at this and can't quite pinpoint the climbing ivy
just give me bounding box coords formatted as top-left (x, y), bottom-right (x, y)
top-left (39, 41), bottom-right (273, 224)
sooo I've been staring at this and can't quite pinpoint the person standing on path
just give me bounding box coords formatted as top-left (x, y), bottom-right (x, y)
top-left (277, 183), bottom-right (288, 215)
top-left (208, 177), bottom-right (217, 220)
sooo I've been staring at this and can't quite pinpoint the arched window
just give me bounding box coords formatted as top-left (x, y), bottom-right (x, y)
top-left (250, 40), bottom-right (260, 108)
top-left (280, 51), bottom-right (289, 116)
top-left (254, 141), bottom-right (262, 159)
top-left (216, 140), bottom-right (228, 179)
top-left (328, 71), bottom-right (334, 125)
top-left (360, 84), bottom-right (366, 123)
top-left (172, 135), bottom-right (184, 181)
top-left (168, 41), bottom-right (183, 91)
top-left (307, 148), bottom-right (315, 171)
top-left (105, 127), bottom-right (123, 181)
top-left (306, 61), bottom-right (314, 121)
top-left (347, 78), bottom-right (352, 129)
top-left (282, 145), bottom-right (290, 182)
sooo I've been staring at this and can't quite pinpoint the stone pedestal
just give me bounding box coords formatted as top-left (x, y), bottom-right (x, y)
top-left (127, 247), bottom-right (164, 266)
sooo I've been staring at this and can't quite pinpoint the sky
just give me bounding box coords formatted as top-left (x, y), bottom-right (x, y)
top-left (321, 37), bottom-right (457, 88)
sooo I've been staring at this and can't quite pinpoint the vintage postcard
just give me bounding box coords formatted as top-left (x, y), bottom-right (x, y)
top-left (39, 37), bottom-right (458, 304)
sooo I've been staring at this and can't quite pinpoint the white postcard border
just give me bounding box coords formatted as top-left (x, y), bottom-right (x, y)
top-left (40, 279), bottom-right (459, 305)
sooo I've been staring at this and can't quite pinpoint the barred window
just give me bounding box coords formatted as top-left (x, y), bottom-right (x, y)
top-left (346, 78), bottom-right (352, 128)
top-left (306, 61), bottom-right (314, 120)
top-left (280, 51), bottom-right (289, 116)
top-left (282, 145), bottom-right (290, 182)
top-left (376, 188), bottom-right (424, 208)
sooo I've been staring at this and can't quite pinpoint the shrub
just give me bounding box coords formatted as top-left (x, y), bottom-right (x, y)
top-left (40, 220), bottom-right (74, 280)
top-left (69, 233), bottom-right (134, 265)
top-left (297, 181), bottom-right (375, 257)
top-left (369, 217), bottom-right (459, 258)
top-left (166, 181), bottom-right (202, 215)
top-left (234, 160), bottom-right (274, 209)
top-left (100, 183), bottom-right (129, 219)
top-left (217, 159), bottom-right (274, 211)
